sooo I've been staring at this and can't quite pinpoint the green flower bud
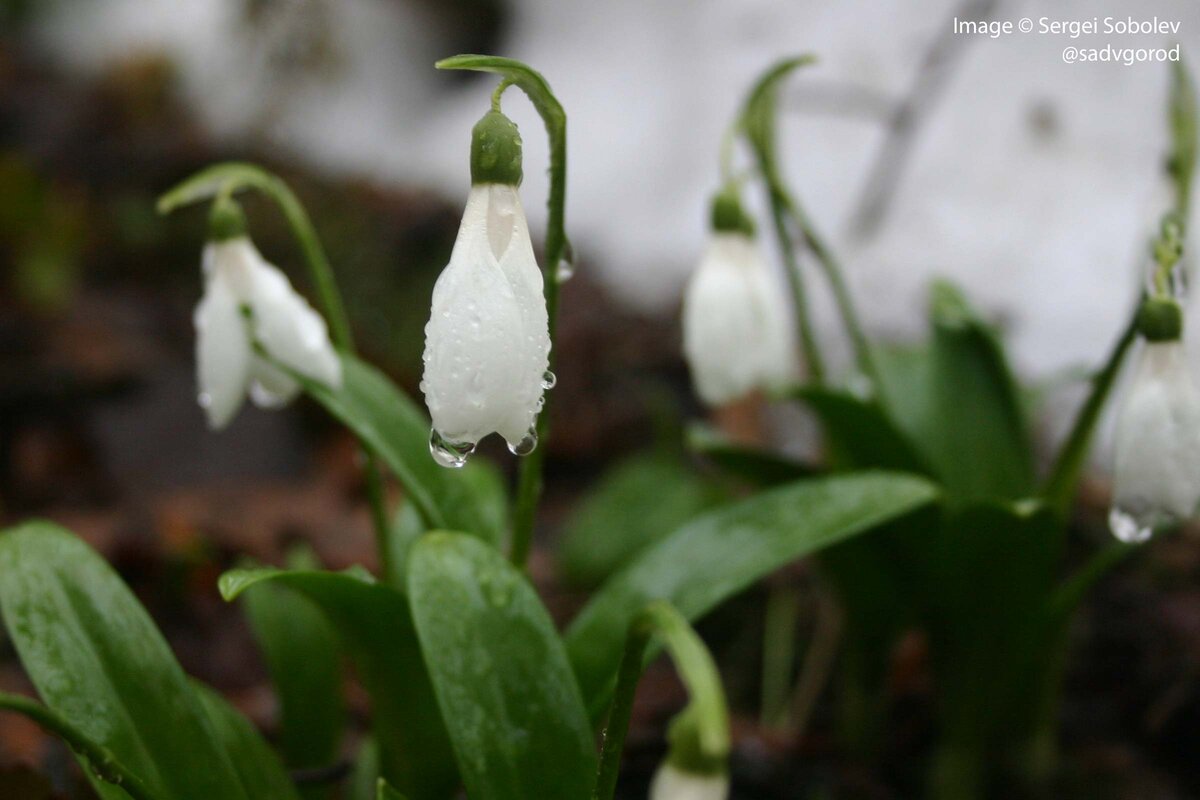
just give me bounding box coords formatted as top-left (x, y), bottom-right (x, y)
top-left (207, 197), bottom-right (247, 242)
top-left (1136, 296), bottom-right (1184, 342)
top-left (471, 110), bottom-right (523, 187)
top-left (709, 188), bottom-right (755, 237)
top-left (663, 710), bottom-right (726, 776)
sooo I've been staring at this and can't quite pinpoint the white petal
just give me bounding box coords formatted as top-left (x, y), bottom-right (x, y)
top-left (683, 234), bottom-right (785, 406)
top-left (490, 184), bottom-right (550, 445)
top-left (242, 247), bottom-right (343, 390)
top-left (649, 764), bottom-right (729, 800)
top-left (1111, 341), bottom-right (1200, 541)
top-left (205, 238), bottom-right (261, 301)
top-left (422, 185), bottom-right (541, 447)
top-left (194, 270), bottom-right (252, 429)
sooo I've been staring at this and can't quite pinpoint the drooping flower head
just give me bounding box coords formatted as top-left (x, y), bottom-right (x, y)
top-left (421, 109), bottom-right (551, 467)
top-left (1110, 296), bottom-right (1200, 542)
top-left (682, 188), bottom-right (795, 406)
top-left (194, 198), bottom-right (341, 429)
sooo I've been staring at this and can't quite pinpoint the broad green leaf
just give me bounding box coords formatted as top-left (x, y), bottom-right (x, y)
top-left (565, 472), bottom-right (939, 713)
top-left (220, 568), bottom-right (457, 800)
top-left (872, 343), bottom-right (936, 447)
top-left (922, 282), bottom-right (1034, 501)
top-left (0, 522), bottom-right (249, 800)
top-left (685, 423), bottom-right (811, 486)
top-left (794, 387), bottom-right (928, 473)
top-left (557, 452), bottom-right (728, 587)
top-left (386, 459), bottom-right (508, 592)
top-left (193, 682), bottom-right (301, 800)
top-left (242, 577), bottom-right (344, 783)
top-left (298, 353), bottom-right (506, 547)
top-left (408, 532), bottom-right (597, 800)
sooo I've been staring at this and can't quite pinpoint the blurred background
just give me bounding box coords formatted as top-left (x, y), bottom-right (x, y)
top-left (2, 0), bottom-right (1200, 797)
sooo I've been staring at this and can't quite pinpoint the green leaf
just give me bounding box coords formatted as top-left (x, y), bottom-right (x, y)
top-left (922, 282), bottom-right (1034, 502)
top-left (348, 739), bottom-right (381, 800)
top-left (565, 472), bottom-right (939, 714)
top-left (408, 532), bottom-right (597, 800)
top-left (685, 423), bottom-right (811, 487)
top-left (242, 577), bottom-right (344, 781)
top-left (385, 459), bottom-right (508, 592)
top-left (794, 387), bottom-right (928, 473)
top-left (192, 682), bottom-right (301, 800)
top-left (557, 452), bottom-right (729, 587)
top-left (0, 522), bottom-right (250, 800)
top-left (297, 353), bottom-right (506, 547)
top-left (377, 778), bottom-right (408, 800)
top-left (220, 568), bottom-right (457, 800)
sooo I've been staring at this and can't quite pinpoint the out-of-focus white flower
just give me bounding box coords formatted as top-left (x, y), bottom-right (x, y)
top-left (649, 763), bottom-right (729, 800)
top-left (682, 227), bottom-right (795, 406)
top-left (421, 110), bottom-right (550, 467)
top-left (194, 233), bottom-right (342, 430)
top-left (1109, 337), bottom-right (1200, 542)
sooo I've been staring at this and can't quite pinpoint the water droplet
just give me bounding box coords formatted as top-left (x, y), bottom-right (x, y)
top-left (556, 238), bottom-right (576, 282)
top-left (197, 392), bottom-right (212, 409)
top-left (1108, 506), bottom-right (1155, 543)
top-left (430, 429), bottom-right (476, 469)
top-left (507, 427), bottom-right (538, 456)
top-left (480, 569), bottom-right (513, 607)
top-left (541, 370), bottom-right (557, 390)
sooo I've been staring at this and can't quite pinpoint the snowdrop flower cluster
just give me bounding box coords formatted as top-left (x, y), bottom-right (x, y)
top-left (1110, 295), bottom-right (1200, 542)
top-left (649, 763), bottom-right (730, 800)
top-left (682, 189), bottom-right (795, 406)
top-left (421, 109), bottom-right (551, 468)
top-left (193, 199), bottom-right (342, 430)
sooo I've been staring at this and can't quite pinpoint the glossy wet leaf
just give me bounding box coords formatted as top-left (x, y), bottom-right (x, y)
top-left (0, 522), bottom-right (251, 800)
top-left (297, 353), bottom-right (506, 546)
top-left (242, 576), bottom-right (344, 785)
top-left (794, 387), bottom-right (928, 473)
top-left (565, 472), bottom-right (939, 713)
top-left (193, 682), bottom-right (301, 800)
top-left (408, 532), bottom-right (597, 800)
top-left (220, 567), bottom-right (457, 800)
top-left (558, 452), bottom-right (729, 587)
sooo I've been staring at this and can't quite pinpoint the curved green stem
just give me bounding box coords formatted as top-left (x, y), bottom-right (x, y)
top-left (593, 602), bottom-right (729, 800)
top-left (768, 193), bottom-right (825, 383)
top-left (437, 55), bottom-right (568, 569)
top-left (159, 163), bottom-right (392, 574)
top-left (0, 692), bottom-right (158, 800)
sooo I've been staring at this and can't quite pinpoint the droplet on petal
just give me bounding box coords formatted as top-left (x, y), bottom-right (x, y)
top-left (1108, 506), bottom-right (1155, 544)
top-left (430, 429), bottom-right (476, 469)
top-left (541, 370), bottom-right (557, 390)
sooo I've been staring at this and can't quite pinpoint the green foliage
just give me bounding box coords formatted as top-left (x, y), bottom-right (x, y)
top-left (220, 568), bottom-right (457, 800)
top-left (242, 570), bottom-right (344, 794)
top-left (0, 522), bottom-right (294, 799)
top-left (686, 422), bottom-right (812, 486)
top-left (557, 452), bottom-right (729, 587)
top-left (408, 532), bottom-right (597, 800)
top-left (565, 472), bottom-right (939, 716)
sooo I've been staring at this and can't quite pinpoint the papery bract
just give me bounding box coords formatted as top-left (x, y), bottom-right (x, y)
top-left (682, 232), bottom-right (794, 406)
top-left (649, 763), bottom-right (730, 800)
top-left (421, 183), bottom-right (550, 464)
top-left (1109, 340), bottom-right (1200, 542)
top-left (195, 237), bottom-right (341, 429)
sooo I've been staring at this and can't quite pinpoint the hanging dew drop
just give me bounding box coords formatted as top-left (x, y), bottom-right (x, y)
top-left (507, 427), bottom-right (538, 456)
top-left (197, 392), bottom-right (212, 409)
top-left (541, 370), bottom-right (557, 390)
top-left (1107, 506), bottom-right (1154, 543)
top-left (430, 429), bottom-right (475, 468)
top-left (556, 238), bottom-right (576, 282)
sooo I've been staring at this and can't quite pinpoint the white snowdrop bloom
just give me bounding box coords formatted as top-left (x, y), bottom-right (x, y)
top-left (1109, 327), bottom-right (1200, 542)
top-left (421, 110), bottom-right (551, 468)
top-left (683, 213), bottom-right (795, 406)
top-left (194, 217), bottom-right (342, 430)
top-left (649, 763), bottom-right (729, 800)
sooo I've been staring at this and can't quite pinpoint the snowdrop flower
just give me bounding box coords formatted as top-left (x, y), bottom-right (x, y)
top-left (194, 199), bottom-right (341, 430)
top-left (421, 109), bottom-right (551, 468)
top-left (1109, 297), bottom-right (1200, 542)
top-left (682, 190), bottom-right (794, 406)
top-left (649, 763), bottom-right (729, 800)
